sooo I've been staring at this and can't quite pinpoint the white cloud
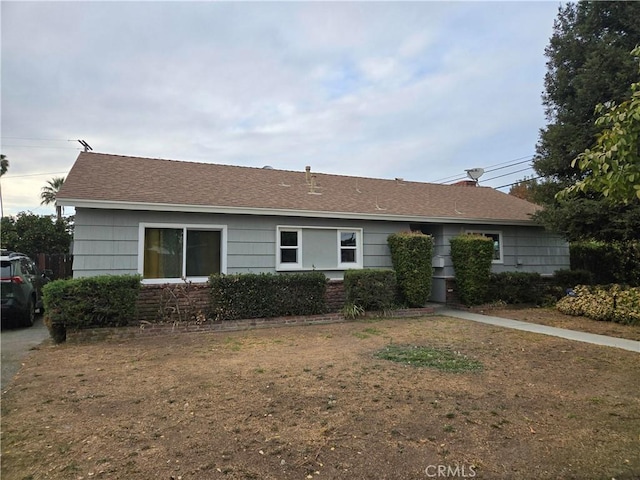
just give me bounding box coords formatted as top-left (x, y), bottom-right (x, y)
top-left (0, 1), bottom-right (558, 216)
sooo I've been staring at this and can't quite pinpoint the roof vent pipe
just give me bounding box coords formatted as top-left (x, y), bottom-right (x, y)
top-left (305, 166), bottom-right (311, 184)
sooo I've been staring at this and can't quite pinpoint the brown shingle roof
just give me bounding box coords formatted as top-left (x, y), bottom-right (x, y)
top-left (57, 152), bottom-right (540, 224)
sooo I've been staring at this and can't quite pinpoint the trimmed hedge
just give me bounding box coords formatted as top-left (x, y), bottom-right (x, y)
top-left (450, 235), bottom-right (494, 306)
top-left (553, 269), bottom-right (594, 291)
top-left (209, 272), bottom-right (327, 321)
top-left (557, 284), bottom-right (640, 325)
top-left (43, 275), bottom-right (141, 339)
top-left (343, 269), bottom-right (397, 311)
top-left (571, 241), bottom-right (640, 286)
top-left (387, 232), bottom-right (433, 307)
top-left (486, 272), bottom-right (543, 304)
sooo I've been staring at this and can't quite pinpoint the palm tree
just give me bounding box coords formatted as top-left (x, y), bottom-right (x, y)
top-left (0, 154), bottom-right (8, 177)
top-left (41, 176), bottom-right (65, 221)
top-left (0, 154), bottom-right (8, 218)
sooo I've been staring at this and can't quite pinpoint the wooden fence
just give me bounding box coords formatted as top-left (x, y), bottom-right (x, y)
top-left (36, 253), bottom-right (73, 280)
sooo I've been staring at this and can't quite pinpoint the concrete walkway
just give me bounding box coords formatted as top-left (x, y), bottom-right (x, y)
top-left (439, 309), bottom-right (640, 353)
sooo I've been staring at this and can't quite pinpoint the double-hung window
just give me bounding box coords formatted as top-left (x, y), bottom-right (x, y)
top-left (276, 226), bottom-right (363, 271)
top-left (338, 230), bottom-right (359, 267)
top-left (278, 228), bottom-right (302, 269)
top-left (466, 230), bottom-right (503, 263)
top-left (139, 223), bottom-right (227, 283)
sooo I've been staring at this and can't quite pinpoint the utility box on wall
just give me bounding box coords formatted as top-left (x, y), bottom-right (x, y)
top-left (432, 256), bottom-right (445, 268)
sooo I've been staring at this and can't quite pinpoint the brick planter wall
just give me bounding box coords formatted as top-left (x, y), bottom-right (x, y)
top-left (135, 280), bottom-right (346, 323)
top-left (66, 306), bottom-right (436, 343)
top-left (136, 283), bottom-right (211, 322)
top-left (62, 279), bottom-right (439, 343)
top-left (326, 280), bottom-right (345, 312)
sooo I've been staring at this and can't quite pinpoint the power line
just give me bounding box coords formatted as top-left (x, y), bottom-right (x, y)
top-left (1, 144), bottom-right (81, 150)
top-left (1, 137), bottom-right (73, 142)
top-left (3, 171), bottom-right (69, 178)
top-left (494, 175), bottom-right (543, 190)
top-left (482, 166), bottom-right (534, 182)
top-left (430, 154), bottom-right (534, 183)
top-left (484, 158), bottom-right (533, 174)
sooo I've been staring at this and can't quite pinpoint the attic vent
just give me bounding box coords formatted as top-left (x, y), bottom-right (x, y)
top-left (263, 165), bottom-right (274, 169)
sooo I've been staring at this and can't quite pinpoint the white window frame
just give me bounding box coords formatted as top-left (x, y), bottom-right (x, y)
top-left (276, 227), bottom-right (302, 271)
top-left (465, 230), bottom-right (504, 264)
top-left (276, 226), bottom-right (363, 271)
top-left (337, 229), bottom-right (361, 269)
top-left (138, 223), bottom-right (228, 284)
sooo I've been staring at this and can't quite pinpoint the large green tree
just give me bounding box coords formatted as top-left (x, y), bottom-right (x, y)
top-left (1, 212), bottom-right (72, 258)
top-left (559, 47), bottom-right (640, 205)
top-left (40, 176), bottom-right (65, 221)
top-left (532, 2), bottom-right (640, 241)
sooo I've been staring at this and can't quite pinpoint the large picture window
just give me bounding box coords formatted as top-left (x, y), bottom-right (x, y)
top-left (139, 223), bottom-right (227, 282)
top-left (276, 226), bottom-right (363, 271)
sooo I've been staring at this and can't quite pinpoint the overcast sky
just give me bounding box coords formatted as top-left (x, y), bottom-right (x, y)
top-left (1, 1), bottom-right (561, 218)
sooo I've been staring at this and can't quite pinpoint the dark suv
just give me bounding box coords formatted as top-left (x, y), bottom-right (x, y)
top-left (1, 251), bottom-right (50, 327)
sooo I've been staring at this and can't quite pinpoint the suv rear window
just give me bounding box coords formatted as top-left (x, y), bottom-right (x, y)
top-left (1, 260), bottom-right (12, 278)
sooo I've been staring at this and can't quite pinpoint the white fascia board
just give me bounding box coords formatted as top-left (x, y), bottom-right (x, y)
top-left (58, 198), bottom-right (538, 227)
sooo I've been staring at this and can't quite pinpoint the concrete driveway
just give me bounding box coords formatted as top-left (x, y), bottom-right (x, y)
top-left (1, 316), bottom-right (50, 391)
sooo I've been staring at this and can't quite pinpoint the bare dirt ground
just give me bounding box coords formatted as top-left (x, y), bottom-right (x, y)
top-left (2, 310), bottom-right (639, 480)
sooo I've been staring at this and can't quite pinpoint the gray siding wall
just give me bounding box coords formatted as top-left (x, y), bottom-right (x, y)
top-left (72, 208), bottom-right (405, 279)
top-left (72, 209), bottom-right (569, 303)
top-left (433, 224), bottom-right (569, 279)
top-left (415, 223), bottom-right (569, 302)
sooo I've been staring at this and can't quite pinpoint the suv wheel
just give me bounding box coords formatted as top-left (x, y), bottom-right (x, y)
top-left (22, 297), bottom-right (35, 328)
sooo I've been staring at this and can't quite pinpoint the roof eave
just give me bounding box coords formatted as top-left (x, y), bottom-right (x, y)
top-left (57, 198), bottom-right (538, 227)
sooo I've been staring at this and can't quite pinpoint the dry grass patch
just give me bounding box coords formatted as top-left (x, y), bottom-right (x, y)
top-left (2, 315), bottom-right (639, 480)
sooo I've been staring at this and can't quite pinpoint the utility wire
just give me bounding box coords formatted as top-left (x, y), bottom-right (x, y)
top-left (481, 166), bottom-right (534, 182)
top-left (442, 164), bottom-right (535, 186)
top-left (4, 171), bottom-right (69, 178)
top-left (1, 144), bottom-right (81, 150)
top-left (1, 137), bottom-right (73, 142)
top-left (431, 154), bottom-right (534, 183)
top-left (438, 158), bottom-right (534, 184)
top-left (494, 175), bottom-right (544, 190)
top-left (484, 158), bottom-right (533, 174)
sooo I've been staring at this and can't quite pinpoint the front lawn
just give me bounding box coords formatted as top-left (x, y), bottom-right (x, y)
top-left (1, 315), bottom-right (638, 479)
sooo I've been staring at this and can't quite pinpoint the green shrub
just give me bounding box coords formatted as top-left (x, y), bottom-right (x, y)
top-left (343, 269), bottom-right (397, 312)
top-left (486, 272), bottom-right (542, 304)
top-left (43, 275), bottom-right (141, 336)
top-left (450, 235), bottom-right (494, 306)
top-left (341, 303), bottom-right (365, 320)
top-left (387, 232), bottom-right (433, 307)
top-left (613, 287), bottom-right (640, 325)
top-left (553, 269), bottom-right (594, 291)
top-left (557, 284), bottom-right (640, 325)
top-left (571, 241), bottom-right (640, 286)
top-left (209, 272), bottom-right (327, 321)
top-left (622, 241), bottom-right (640, 287)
